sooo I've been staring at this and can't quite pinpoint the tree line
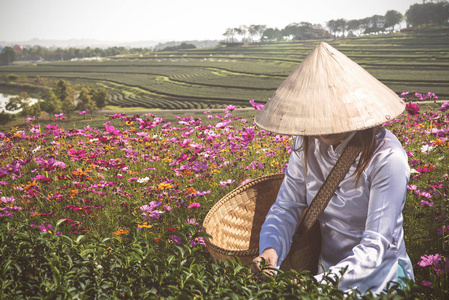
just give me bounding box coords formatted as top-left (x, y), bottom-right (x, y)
top-left (223, 1), bottom-right (449, 42)
top-left (0, 46), bottom-right (151, 65)
top-left (0, 75), bottom-right (108, 124)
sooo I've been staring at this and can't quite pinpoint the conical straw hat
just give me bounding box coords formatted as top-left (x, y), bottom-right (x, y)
top-left (254, 42), bottom-right (405, 136)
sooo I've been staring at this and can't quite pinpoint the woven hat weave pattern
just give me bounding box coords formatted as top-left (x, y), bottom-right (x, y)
top-left (254, 42), bottom-right (405, 136)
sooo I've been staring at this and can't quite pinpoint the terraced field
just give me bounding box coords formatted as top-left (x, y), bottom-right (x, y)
top-left (1, 32), bottom-right (448, 110)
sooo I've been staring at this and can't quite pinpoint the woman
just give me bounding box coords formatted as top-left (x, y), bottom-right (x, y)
top-left (251, 42), bottom-right (414, 295)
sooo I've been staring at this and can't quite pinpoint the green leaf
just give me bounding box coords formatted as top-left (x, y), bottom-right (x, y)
top-left (76, 235), bottom-right (85, 243)
top-left (56, 219), bottom-right (66, 228)
top-left (80, 248), bottom-right (95, 258)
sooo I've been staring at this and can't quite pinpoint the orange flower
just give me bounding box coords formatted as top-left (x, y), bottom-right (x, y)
top-left (72, 168), bottom-right (91, 176)
top-left (185, 187), bottom-right (197, 194)
top-left (424, 164), bottom-right (435, 172)
top-left (24, 180), bottom-right (38, 190)
top-left (158, 182), bottom-right (173, 190)
top-left (137, 222), bottom-right (153, 229)
top-left (182, 170), bottom-right (193, 176)
top-left (432, 139), bottom-right (445, 146)
top-left (113, 230), bottom-right (129, 235)
top-left (70, 189), bottom-right (79, 198)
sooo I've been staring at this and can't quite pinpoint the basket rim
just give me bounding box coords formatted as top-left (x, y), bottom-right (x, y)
top-left (202, 172), bottom-right (285, 257)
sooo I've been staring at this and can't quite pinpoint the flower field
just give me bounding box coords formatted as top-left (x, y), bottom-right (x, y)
top-left (0, 96), bottom-right (448, 299)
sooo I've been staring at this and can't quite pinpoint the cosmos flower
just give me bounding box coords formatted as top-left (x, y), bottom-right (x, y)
top-left (406, 103), bottom-right (420, 115)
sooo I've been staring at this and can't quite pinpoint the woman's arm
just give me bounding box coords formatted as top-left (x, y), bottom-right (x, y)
top-left (256, 137), bottom-right (308, 268)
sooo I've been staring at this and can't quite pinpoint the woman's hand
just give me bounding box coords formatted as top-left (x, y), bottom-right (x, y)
top-left (251, 247), bottom-right (278, 274)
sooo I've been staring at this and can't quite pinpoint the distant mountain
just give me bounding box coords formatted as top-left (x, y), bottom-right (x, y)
top-left (0, 38), bottom-right (168, 49)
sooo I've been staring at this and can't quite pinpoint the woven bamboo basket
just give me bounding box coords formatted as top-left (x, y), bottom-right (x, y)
top-left (203, 173), bottom-right (321, 273)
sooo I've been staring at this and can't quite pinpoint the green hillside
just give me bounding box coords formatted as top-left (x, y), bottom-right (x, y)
top-left (1, 31), bottom-right (449, 110)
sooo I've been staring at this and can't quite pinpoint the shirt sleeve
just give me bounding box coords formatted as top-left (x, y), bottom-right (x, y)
top-left (259, 136), bottom-right (308, 265)
top-left (314, 145), bottom-right (410, 290)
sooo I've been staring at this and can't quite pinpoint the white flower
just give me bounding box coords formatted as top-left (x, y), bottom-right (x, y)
top-left (421, 144), bottom-right (435, 153)
top-left (31, 146), bottom-right (41, 154)
top-left (137, 177), bottom-right (150, 184)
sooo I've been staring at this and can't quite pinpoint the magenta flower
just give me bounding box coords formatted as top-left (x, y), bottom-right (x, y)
top-left (406, 103), bottom-right (420, 115)
top-left (241, 128), bottom-right (255, 143)
top-left (171, 235), bottom-right (182, 244)
top-left (79, 110), bottom-right (89, 115)
top-left (437, 225), bottom-right (449, 236)
top-left (249, 99), bottom-right (264, 111)
top-left (0, 162), bottom-right (21, 177)
top-left (190, 236), bottom-right (206, 247)
top-left (439, 102), bottom-right (449, 113)
top-left (422, 281), bottom-right (432, 287)
top-left (104, 124), bottom-right (121, 135)
top-left (187, 203), bottom-right (201, 209)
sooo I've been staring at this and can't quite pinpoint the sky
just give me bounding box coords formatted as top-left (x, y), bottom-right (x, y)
top-left (0, 0), bottom-right (420, 43)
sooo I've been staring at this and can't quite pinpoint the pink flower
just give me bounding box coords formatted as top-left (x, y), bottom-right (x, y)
top-left (185, 218), bottom-right (199, 226)
top-left (417, 254), bottom-right (449, 274)
top-left (240, 178), bottom-right (252, 186)
top-left (406, 103), bottom-right (420, 115)
top-left (215, 120), bottom-right (232, 128)
top-left (249, 99), bottom-right (264, 111)
top-left (79, 110), bottom-right (89, 115)
top-left (439, 102), bottom-right (449, 112)
top-left (219, 179), bottom-right (235, 186)
top-left (418, 254), bottom-right (441, 268)
top-left (225, 105), bottom-right (237, 111)
top-left (422, 281), bottom-right (432, 287)
top-left (187, 203), bottom-right (201, 209)
top-left (420, 200), bottom-right (434, 207)
top-left (104, 124), bottom-right (121, 135)
top-left (407, 185), bottom-right (417, 191)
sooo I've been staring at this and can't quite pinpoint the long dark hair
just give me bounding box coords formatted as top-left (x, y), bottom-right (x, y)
top-left (301, 127), bottom-right (383, 184)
